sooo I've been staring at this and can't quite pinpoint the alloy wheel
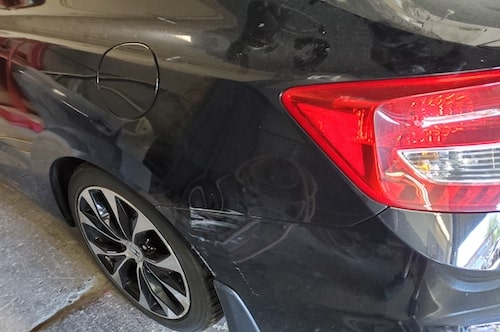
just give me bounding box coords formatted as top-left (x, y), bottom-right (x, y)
top-left (76, 186), bottom-right (190, 319)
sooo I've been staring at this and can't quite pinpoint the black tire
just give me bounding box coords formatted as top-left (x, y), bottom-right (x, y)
top-left (67, 165), bottom-right (222, 331)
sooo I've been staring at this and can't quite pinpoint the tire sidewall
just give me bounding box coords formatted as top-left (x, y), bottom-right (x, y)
top-left (67, 166), bottom-right (218, 331)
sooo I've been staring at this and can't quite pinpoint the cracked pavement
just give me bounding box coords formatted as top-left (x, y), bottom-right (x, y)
top-left (0, 181), bottom-right (227, 332)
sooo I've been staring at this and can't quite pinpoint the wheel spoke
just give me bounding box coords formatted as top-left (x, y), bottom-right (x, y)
top-left (80, 190), bottom-right (102, 222)
top-left (132, 213), bottom-right (155, 240)
top-left (80, 190), bottom-right (123, 240)
top-left (138, 266), bottom-right (176, 317)
top-left (141, 265), bottom-right (182, 317)
top-left (101, 189), bottom-right (133, 241)
top-left (164, 282), bottom-right (189, 311)
top-left (114, 197), bottom-right (136, 241)
top-left (154, 293), bottom-right (176, 318)
top-left (78, 210), bottom-right (123, 244)
top-left (137, 266), bottom-right (152, 309)
top-left (149, 255), bottom-right (184, 274)
top-left (111, 257), bottom-right (133, 286)
top-left (149, 267), bottom-right (189, 310)
top-left (87, 237), bottom-right (126, 257)
top-left (101, 189), bottom-right (120, 222)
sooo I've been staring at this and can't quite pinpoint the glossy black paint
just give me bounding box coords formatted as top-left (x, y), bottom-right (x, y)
top-left (1, 1), bottom-right (500, 331)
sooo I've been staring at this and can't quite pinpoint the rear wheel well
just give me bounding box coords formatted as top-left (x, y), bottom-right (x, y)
top-left (50, 157), bottom-right (86, 226)
top-left (51, 160), bottom-right (225, 329)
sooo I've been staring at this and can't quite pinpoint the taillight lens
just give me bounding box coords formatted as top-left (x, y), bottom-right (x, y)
top-left (281, 69), bottom-right (500, 213)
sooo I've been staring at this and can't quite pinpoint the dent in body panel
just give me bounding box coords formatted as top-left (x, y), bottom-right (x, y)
top-left (159, 204), bottom-right (418, 330)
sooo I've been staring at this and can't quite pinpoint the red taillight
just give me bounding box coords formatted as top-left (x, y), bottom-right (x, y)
top-left (281, 69), bottom-right (500, 213)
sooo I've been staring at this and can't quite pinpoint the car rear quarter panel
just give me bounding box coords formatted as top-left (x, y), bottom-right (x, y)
top-left (1, 1), bottom-right (500, 330)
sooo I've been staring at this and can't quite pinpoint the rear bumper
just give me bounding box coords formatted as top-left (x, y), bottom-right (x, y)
top-left (380, 208), bottom-right (500, 271)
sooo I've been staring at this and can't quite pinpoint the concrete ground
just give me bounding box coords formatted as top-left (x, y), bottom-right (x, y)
top-left (0, 180), bottom-right (227, 332)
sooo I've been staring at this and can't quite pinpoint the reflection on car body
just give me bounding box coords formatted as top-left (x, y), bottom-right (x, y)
top-left (1, 1), bottom-right (500, 331)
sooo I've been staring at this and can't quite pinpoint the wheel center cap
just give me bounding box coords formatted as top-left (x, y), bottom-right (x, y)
top-left (127, 243), bottom-right (144, 261)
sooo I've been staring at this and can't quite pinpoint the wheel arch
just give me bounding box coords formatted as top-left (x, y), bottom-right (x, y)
top-left (49, 156), bottom-right (88, 226)
top-left (34, 128), bottom-right (153, 226)
top-left (49, 156), bottom-right (153, 226)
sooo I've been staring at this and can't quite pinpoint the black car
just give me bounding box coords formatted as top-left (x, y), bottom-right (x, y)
top-left (1, 1), bottom-right (500, 331)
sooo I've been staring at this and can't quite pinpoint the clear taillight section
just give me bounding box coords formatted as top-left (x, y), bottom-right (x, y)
top-left (281, 70), bottom-right (500, 213)
top-left (398, 144), bottom-right (500, 184)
